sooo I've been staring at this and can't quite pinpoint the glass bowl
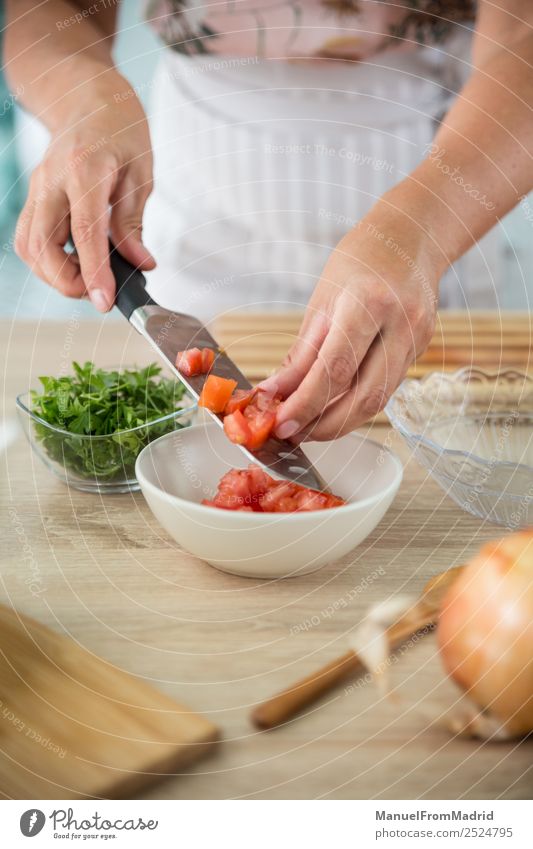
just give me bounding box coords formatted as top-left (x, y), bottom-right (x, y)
top-left (16, 376), bottom-right (197, 494)
top-left (385, 368), bottom-right (533, 528)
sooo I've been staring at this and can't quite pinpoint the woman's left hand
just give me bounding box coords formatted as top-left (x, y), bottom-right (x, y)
top-left (262, 210), bottom-right (443, 442)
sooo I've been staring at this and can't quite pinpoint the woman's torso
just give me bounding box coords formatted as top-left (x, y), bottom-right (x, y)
top-left (145, 0), bottom-right (475, 61)
top-left (142, 2), bottom-right (497, 318)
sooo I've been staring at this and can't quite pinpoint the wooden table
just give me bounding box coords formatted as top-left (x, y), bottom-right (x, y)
top-left (1, 313), bottom-right (531, 800)
top-left (215, 310), bottom-right (533, 382)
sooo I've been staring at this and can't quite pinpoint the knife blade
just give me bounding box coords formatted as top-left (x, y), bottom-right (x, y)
top-left (109, 243), bottom-right (326, 490)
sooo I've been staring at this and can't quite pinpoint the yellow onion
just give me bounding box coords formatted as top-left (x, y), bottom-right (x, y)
top-left (438, 530), bottom-right (533, 738)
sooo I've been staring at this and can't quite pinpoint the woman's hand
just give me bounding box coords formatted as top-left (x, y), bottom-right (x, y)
top-left (264, 210), bottom-right (442, 441)
top-left (14, 77), bottom-right (155, 312)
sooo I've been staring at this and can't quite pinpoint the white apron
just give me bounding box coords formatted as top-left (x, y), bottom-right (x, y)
top-left (143, 33), bottom-right (502, 320)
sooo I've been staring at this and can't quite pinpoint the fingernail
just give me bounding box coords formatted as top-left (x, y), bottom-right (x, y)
top-left (258, 377), bottom-right (278, 394)
top-left (90, 289), bottom-right (109, 312)
top-left (139, 244), bottom-right (156, 266)
top-left (258, 383), bottom-right (279, 399)
top-left (276, 420), bottom-right (299, 439)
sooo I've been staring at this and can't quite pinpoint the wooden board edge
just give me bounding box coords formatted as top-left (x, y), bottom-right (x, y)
top-left (29, 728), bottom-right (222, 801)
top-left (103, 727), bottom-right (221, 800)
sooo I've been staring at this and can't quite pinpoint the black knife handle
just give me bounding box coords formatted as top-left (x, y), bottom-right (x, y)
top-left (109, 241), bottom-right (156, 319)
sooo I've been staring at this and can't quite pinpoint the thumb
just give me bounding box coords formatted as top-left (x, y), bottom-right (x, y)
top-left (110, 178), bottom-right (156, 270)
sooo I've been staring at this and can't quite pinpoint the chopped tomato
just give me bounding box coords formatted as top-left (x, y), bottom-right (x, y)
top-left (175, 347), bottom-right (203, 377)
top-left (221, 388), bottom-right (282, 451)
top-left (207, 467), bottom-right (265, 510)
top-left (224, 389), bottom-right (255, 415)
top-left (198, 379), bottom-right (278, 449)
top-left (202, 465), bottom-right (344, 513)
top-left (223, 410), bottom-right (252, 445)
top-left (201, 347), bottom-right (215, 372)
top-left (259, 482), bottom-right (299, 513)
top-left (253, 390), bottom-right (281, 413)
top-left (245, 464), bottom-right (275, 495)
top-left (243, 408), bottom-right (277, 450)
top-left (176, 347), bottom-right (215, 377)
top-left (294, 488), bottom-right (344, 511)
top-left (198, 375), bottom-right (238, 413)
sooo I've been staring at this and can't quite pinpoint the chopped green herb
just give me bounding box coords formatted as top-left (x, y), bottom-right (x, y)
top-left (30, 362), bottom-right (191, 481)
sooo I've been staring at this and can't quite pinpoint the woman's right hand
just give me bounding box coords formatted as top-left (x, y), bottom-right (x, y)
top-left (15, 79), bottom-right (155, 312)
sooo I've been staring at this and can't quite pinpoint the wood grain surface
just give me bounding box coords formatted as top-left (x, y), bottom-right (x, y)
top-left (0, 606), bottom-right (218, 799)
top-left (213, 311), bottom-right (533, 383)
top-left (0, 313), bottom-right (531, 800)
top-left (251, 566), bottom-right (465, 729)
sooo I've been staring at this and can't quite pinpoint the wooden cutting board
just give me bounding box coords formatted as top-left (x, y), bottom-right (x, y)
top-left (0, 606), bottom-right (219, 799)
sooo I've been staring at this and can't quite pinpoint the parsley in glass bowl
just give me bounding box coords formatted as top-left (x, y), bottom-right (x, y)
top-left (16, 362), bottom-right (196, 493)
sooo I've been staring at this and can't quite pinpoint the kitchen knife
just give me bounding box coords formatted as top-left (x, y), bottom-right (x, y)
top-left (109, 243), bottom-right (326, 490)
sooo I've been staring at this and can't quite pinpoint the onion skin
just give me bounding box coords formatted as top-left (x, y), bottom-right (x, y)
top-left (438, 531), bottom-right (533, 738)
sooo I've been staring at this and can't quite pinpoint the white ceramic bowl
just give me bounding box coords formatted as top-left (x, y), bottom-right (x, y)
top-left (135, 423), bottom-right (403, 579)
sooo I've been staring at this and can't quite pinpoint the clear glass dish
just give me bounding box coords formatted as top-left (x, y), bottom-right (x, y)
top-left (385, 368), bottom-right (533, 528)
top-left (16, 374), bottom-right (197, 494)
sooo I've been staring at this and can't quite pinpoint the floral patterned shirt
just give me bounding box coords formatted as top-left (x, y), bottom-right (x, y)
top-left (145, 1), bottom-right (476, 61)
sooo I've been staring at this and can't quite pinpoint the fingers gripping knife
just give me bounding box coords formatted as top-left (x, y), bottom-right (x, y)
top-left (109, 244), bottom-right (326, 490)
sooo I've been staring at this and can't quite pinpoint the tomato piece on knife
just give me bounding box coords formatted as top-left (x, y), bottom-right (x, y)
top-left (221, 389), bottom-right (281, 450)
top-left (201, 347), bottom-right (215, 372)
top-left (175, 347), bottom-right (203, 377)
top-left (224, 389), bottom-right (255, 415)
top-left (223, 403), bottom-right (276, 450)
top-left (198, 375), bottom-right (238, 413)
top-left (176, 347), bottom-right (215, 377)
top-left (242, 407), bottom-right (277, 450)
top-left (253, 389), bottom-right (282, 413)
top-left (223, 409), bottom-right (252, 445)
top-left (242, 391), bottom-right (280, 449)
